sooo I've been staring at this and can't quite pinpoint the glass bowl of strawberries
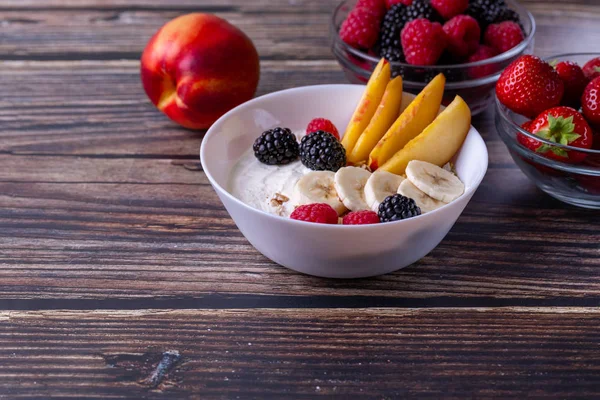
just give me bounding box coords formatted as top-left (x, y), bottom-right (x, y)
top-left (331, 0), bottom-right (535, 116)
top-left (495, 53), bottom-right (600, 209)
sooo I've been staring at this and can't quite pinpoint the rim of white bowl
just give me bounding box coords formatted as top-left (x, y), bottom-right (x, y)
top-left (200, 84), bottom-right (489, 229)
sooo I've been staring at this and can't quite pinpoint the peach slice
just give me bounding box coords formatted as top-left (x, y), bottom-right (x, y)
top-left (379, 95), bottom-right (472, 175)
top-left (347, 76), bottom-right (403, 164)
top-left (368, 74), bottom-right (445, 170)
top-left (341, 59), bottom-right (391, 154)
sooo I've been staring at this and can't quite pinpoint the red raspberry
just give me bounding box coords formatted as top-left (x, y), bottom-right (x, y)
top-left (467, 45), bottom-right (499, 79)
top-left (306, 118), bottom-right (340, 140)
top-left (385, 0), bottom-right (412, 8)
top-left (555, 61), bottom-right (589, 108)
top-left (342, 210), bottom-right (380, 225)
top-left (583, 57), bottom-right (600, 81)
top-left (356, 0), bottom-right (386, 18)
top-left (290, 204), bottom-right (339, 224)
top-left (581, 77), bottom-right (600, 127)
top-left (443, 15), bottom-right (480, 59)
top-left (431, 0), bottom-right (468, 20)
top-left (484, 21), bottom-right (524, 54)
top-left (401, 19), bottom-right (447, 66)
top-left (340, 7), bottom-right (381, 50)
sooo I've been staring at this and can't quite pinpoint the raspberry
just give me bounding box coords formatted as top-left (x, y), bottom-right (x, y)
top-left (386, 0), bottom-right (413, 7)
top-left (555, 61), bottom-right (588, 108)
top-left (357, 0), bottom-right (386, 18)
top-left (290, 203), bottom-right (339, 224)
top-left (443, 15), bottom-right (481, 59)
top-left (484, 21), bottom-right (524, 54)
top-left (467, 45), bottom-right (499, 79)
top-left (401, 18), bottom-right (447, 66)
top-left (431, 0), bottom-right (468, 20)
top-left (342, 210), bottom-right (380, 225)
top-left (340, 7), bottom-right (381, 49)
top-left (306, 118), bottom-right (340, 140)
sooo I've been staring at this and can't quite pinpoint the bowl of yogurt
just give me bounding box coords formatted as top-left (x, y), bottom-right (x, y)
top-left (200, 84), bottom-right (488, 278)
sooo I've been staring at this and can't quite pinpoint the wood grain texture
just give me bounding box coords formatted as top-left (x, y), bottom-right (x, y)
top-left (1, 59), bottom-right (599, 305)
top-left (0, 1), bottom-right (597, 60)
top-left (2, 0), bottom-right (600, 397)
top-left (2, 308), bottom-right (600, 399)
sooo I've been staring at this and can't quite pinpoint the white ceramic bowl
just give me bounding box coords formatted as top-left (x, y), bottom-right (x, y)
top-left (200, 85), bottom-right (488, 278)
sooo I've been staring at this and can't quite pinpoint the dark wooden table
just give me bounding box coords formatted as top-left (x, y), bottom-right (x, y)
top-left (2, 1), bottom-right (600, 398)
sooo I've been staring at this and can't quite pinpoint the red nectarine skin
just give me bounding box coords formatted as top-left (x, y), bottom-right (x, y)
top-left (141, 13), bottom-right (260, 130)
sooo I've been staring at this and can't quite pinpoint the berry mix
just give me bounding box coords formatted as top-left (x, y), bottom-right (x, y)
top-left (251, 115), bottom-right (464, 225)
top-left (238, 57), bottom-right (471, 225)
top-left (340, 0), bottom-right (525, 72)
top-left (496, 55), bottom-right (600, 166)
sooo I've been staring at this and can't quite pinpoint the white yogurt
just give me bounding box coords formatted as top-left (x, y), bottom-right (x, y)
top-left (229, 147), bottom-right (310, 217)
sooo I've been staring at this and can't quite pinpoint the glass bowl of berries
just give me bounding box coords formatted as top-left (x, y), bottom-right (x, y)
top-left (331, 0), bottom-right (536, 116)
top-left (495, 53), bottom-right (600, 209)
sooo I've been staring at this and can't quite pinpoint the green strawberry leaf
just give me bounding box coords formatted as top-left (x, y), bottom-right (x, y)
top-left (550, 146), bottom-right (568, 158)
top-left (536, 129), bottom-right (552, 140)
top-left (559, 132), bottom-right (581, 145)
top-left (549, 59), bottom-right (559, 68)
top-left (536, 144), bottom-right (551, 154)
top-left (595, 66), bottom-right (600, 73)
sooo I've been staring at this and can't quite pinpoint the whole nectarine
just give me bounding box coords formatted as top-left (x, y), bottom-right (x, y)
top-left (141, 13), bottom-right (260, 130)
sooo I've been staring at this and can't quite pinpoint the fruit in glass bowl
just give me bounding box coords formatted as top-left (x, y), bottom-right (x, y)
top-left (330, 0), bottom-right (536, 116)
top-left (495, 53), bottom-right (600, 209)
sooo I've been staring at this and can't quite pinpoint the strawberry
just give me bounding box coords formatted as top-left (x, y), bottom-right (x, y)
top-left (517, 106), bottom-right (593, 164)
top-left (581, 76), bottom-right (600, 128)
top-left (583, 57), bottom-right (600, 80)
top-left (555, 61), bottom-right (589, 108)
top-left (496, 55), bottom-right (564, 118)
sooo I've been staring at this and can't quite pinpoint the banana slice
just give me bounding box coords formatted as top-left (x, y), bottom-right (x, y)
top-left (334, 166), bottom-right (372, 211)
top-left (291, 171), bottom-right (347, 215)
top-left (405, 160), bottom-right (464, 203)
top-left (364, 170), bottom-right (405, 212)
top-left (398, 179), bottom-right (446, 214)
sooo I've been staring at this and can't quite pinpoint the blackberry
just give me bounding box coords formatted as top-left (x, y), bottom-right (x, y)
top-left (466, 0), bottom-right (507, 27)
top-left (299, 131), bottom-right (346, 172)
top-left (405, 0), bottom-right (442, 23)
top-left (378, 194), bottom-right (421, 222)
top-left (253, 127), bottom-right (299, 165)
top-left (380, 46), bottom-right (405, 63)
top-left (378, 4), bottom-right (410, 51)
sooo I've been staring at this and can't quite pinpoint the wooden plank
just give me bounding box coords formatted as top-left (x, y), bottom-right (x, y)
top-left (1, 158), bottom-right (599, 303)
top-left (0, 1), bottom-right (596, 60)
top-left (0, 60), bottom-right (345, 156)
top-left (2, 308), bottom-right (600, 398)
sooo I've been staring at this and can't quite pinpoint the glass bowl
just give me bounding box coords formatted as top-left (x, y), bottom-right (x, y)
top-left (495, 53), bottom-right (600, 209)
top-left (330, 0), bottom-right (536, 116)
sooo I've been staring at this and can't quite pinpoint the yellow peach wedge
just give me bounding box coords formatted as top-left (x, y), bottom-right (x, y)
top-left (341, 59), bottom-right (391, 154)
top-left (368, 73), bottom-right (445, 170)
top-left (347, 76), bottom-right (403, 164)
top-left (379, 95), bottom-right (472, 175)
